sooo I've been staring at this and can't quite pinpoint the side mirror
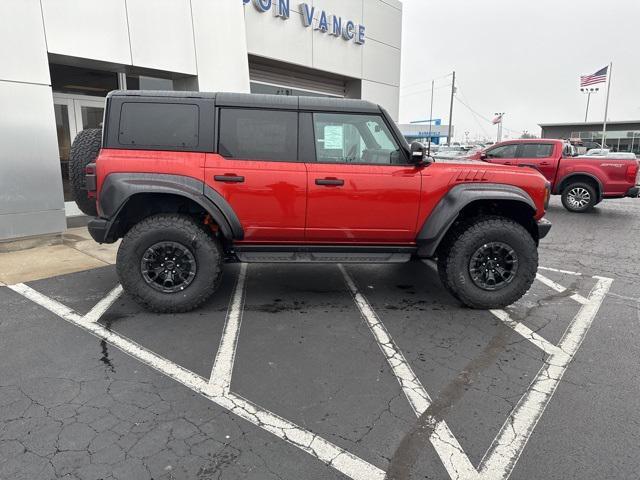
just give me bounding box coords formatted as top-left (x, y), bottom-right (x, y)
top-left (480, 152), bottom-right (488, 160)
top-left (410, 141), bottom-right (430, 164)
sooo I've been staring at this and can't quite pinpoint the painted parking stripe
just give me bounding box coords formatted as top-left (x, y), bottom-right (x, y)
top-left (11, 277), bottom-right (385, 480)
top-left (538, 266), bottom-right (582, 276)
top-left (490, 309), bottom-right (562, 357)
top-left (84, 285), bottom-right (124, 323)
top-left (339, 265), bottom-right (478, 479)
top-left (536, 273), bottom-right (588, 305)
top-left (210, 263), bottom-right (248, 391)
top-left (342, 265), bottom-right (613, 480)
top-left (478, 276), bottom-right (613, 479)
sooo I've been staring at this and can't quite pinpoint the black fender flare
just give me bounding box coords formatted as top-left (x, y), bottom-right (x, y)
top-left (98, 173), bottom-right (243, 241)
top-left (416, 183), bottom-right (536, 258)
top-left (554, 172), bottom-right (603, 198)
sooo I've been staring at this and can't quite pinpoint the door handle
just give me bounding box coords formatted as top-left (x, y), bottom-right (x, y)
top-left (540, 162), bottom-right (551, 166)
top-left (315, 178), bottom-right (344, 186)
top-left (214, 175), bottom-right (245, 183)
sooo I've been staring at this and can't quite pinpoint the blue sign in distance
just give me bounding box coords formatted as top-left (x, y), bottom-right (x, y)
top-left (243, 0), bottom-right (365, 44)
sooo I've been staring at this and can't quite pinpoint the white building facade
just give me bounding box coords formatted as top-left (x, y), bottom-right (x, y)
top-left (0, 0), bottom-right (402, 241)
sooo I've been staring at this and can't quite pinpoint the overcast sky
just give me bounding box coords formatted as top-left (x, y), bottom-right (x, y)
top-left (399, 0), bottom-right (640, 141)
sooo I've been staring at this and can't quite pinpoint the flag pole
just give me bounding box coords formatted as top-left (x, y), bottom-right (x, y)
top-left (601, 62), bottom-right (613, 148)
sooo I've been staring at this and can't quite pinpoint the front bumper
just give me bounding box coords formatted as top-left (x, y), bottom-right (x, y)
top-left (625, 186), bottom-right (639, 198)
top-left (537, 218), bottom-right (552, 240)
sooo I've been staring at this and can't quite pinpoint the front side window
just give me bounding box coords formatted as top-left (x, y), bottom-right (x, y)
top-left (486, 144), bottom-right (518, 159)
top-left (519, 143), bottom-right (554, 158)
top-left (218, 109), bottom-right (298, 161)
top-left (312, 113), bottom-right (403, 164)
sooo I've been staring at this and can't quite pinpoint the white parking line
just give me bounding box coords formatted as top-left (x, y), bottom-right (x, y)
top-left (9, 265), bottom-right (613, 480)
top-left (210, 263), bottom-right (248, 391)
top-left (538, 266), bottom-right (583, 276)
top-left (12, 271), bottom-right (385, 480)
top-left (478, 276), bottom-right (612, 479)
top-left (536, 273), bottom-right (588, 305)
top-left (84, 285), bottom-right (124, 323)
top-left (340, 265), bottom-right (478, 479)
top-left (341, 265), bottom-right (613, 480)
top-left (490, 309), bottom-right (562, 357)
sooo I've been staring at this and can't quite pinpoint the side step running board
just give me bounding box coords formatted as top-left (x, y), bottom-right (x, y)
top-left (233, 245), bottom-right (416, 264)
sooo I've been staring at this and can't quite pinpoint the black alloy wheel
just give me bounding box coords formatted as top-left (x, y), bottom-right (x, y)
top-left (468, 242), bottom-right (519, 291)
top-left (141, 241), bottom-right (197, 293)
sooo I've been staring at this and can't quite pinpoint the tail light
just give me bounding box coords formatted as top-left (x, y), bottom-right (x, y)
top-left (85, 163), bottom-right (97, 198)
top-left (626, 162), bottom-right (639, 184)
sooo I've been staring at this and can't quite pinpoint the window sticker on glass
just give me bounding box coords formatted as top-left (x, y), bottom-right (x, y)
top-left (324, 126), bottom-right (344, 149)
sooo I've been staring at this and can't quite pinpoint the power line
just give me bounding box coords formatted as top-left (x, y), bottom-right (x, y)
top-left (401, 72), bottom-right (453, 90)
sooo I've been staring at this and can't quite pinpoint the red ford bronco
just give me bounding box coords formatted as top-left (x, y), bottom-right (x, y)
top-left (70, 91), bottom-right (551, 313)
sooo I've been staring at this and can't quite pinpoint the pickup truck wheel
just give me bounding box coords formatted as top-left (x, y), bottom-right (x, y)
top-left (116, 214), bottom-right (222, 313)
top-left (438, 217), bottom-right (538, 309)
top-left (561, 182), bottom-right (596, 212)
top-left (69, 128), bottom-right (101, 217)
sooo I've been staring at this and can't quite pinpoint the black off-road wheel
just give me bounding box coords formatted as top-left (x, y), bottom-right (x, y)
top-left (116, 214), bottom-right (223, 313)
top-left (561, 182), bottom-right (597, 213)
top-left (438, 216), bottom-right (538, 309)
top-left (69, 128), bottom-right (101, 216)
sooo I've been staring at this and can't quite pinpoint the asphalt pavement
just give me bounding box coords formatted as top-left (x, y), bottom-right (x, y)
top-left (1, 196), bottom-right (639, 480)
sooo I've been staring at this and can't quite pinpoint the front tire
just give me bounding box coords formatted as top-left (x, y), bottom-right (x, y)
top-left (438, 217), bottom-right (538, 309)
top-left (561, 182), bottom-right (596, 212)
top-left (116, 214), bottom-right (222, 313)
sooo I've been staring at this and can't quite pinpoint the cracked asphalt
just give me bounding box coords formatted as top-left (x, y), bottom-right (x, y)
top-left (1, 196), bottom-right (639, 479)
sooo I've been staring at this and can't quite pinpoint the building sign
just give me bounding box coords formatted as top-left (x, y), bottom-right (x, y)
top-left (243, 0), bottom-right (366, 45)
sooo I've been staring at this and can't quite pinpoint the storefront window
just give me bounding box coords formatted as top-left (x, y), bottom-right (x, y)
top-left (50, 64), bottom-right (118, 97)
top-left (126, 75), bottom-right (174, 90)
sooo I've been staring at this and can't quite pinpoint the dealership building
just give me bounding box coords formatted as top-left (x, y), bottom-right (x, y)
top-left (0, 0), bottom-right (402, 241)
top-left (539, 120), bottom-right (640, 153)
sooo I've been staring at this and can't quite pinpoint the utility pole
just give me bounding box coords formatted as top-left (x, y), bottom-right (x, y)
top-left (427, 80), bottom-right (434, 155)
top-left (447, 71), bottom-right (455, 145)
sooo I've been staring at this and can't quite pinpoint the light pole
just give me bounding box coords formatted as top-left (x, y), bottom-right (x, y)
top-left (581, 87), bottom-right (599, 122)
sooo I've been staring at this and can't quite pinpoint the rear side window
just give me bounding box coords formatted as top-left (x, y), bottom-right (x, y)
top-left (118, 102), bottom-right (199, 148)
top-left (519, 143), bottom-right (554, 158)
top-left (218, 109), bottom-right (298, 161)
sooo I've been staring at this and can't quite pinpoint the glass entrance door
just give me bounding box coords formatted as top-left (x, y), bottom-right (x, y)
top-left (53, 94), bottom-right (105, 201)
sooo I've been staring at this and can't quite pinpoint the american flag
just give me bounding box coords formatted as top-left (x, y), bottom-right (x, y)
top-left (580, 66), bottom-right (608, 87)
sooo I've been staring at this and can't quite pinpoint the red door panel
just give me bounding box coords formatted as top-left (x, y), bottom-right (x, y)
top-left (205, 154), bottom-right (307, 242)
top-left (516, 143), bottom-right (559, 182)
top-left (305, 163), bottom-right (422, 243)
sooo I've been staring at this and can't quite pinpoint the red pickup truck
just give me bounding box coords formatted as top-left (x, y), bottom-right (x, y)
top-left (468, 139), bottom-right (640, 212)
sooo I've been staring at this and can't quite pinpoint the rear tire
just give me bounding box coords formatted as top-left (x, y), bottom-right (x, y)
top-left (69, 128), bottom-right (101, 217)
top-left (561, 182), bottom-right (597, 213)
top-left (437, 216), bottom-right (538, 309)
top-left (116, 214), bottom-right (222, 313)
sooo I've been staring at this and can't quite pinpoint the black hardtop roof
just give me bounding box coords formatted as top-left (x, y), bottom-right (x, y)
top-left (107, 90), bottom-right (382, 114)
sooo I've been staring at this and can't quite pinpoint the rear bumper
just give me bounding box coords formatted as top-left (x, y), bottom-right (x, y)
top-left (625, 186), bottom-right (639, 198)
top-left (537, 218), bottom-right (552, 239)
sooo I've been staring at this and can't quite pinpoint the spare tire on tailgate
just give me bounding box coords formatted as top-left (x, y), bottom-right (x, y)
top-left (69, 128), bottom-right (101, 217)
